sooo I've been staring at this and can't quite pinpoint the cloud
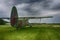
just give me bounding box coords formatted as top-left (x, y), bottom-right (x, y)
top-left (16, 3), bottom-right (30, 17)
top-left (0, 0), bottom-right (60, 23)
top-left (0, 0), bottom-right (60, 17)
top-left (0, 0), bottom-right (14, 17)
top-left (16, 2), bottom-right (60, 16)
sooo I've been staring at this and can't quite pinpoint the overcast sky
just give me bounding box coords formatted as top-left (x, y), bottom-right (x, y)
top-left (0, 0), bottom-right (60, 23)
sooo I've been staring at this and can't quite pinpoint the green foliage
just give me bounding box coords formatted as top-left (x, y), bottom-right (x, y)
top-left (0, 19), bottom-right (6, 25)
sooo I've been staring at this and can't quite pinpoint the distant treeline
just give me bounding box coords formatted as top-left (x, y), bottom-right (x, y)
top-left (30, 23), bottom-right (60, 25)
top-left (0, 19), bottom-right (7, 25)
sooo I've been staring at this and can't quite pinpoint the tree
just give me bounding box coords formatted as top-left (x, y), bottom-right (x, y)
top-left (0, 19), bottom-right (6, 25)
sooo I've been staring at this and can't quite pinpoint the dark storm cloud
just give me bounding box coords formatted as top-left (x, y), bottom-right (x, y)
top-left (13, 0), bottom-right (60, 23)
top-left (51, 4), bottom-right (60, 10)
top-left (13, 0), bottom-right (43, 4)
top-left (0, 0), bottom-right (60, 23)
top-left (13, 0), bottom-right (60, 10)
top-left (13, 0), bottom-right (60, 16)
top-left (13, 0), bottom-right (51, 9)
top-left (23, 4), bottom-right (40, 15)
top-left (13, 0), bottom-right (46, 16)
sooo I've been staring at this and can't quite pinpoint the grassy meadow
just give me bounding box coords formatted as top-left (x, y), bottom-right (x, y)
top-left (0, 24), bottom-right (60, 40)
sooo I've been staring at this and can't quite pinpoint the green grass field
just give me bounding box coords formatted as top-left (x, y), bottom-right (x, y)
top-left (0, 24), bottom-right (60, 40)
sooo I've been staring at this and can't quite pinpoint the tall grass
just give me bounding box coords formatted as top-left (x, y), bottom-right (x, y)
top-left (0, 24), bottom-right (60, 40)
